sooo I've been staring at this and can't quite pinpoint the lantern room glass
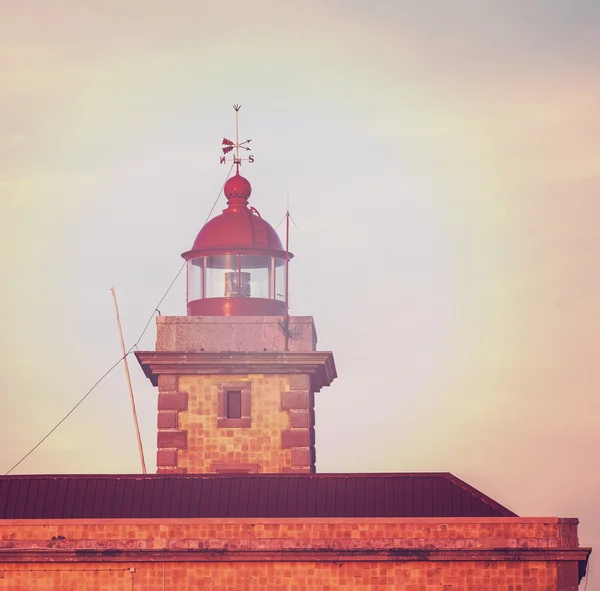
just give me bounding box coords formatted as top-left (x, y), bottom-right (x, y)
top-left (275, 258), bottom-right (286, 301)
top-left (241, 255), bottom-right (270, 299)
top-left (187, 255), bottom-right (287, 303)
top-left (187, 258), bottom-right (204, 301)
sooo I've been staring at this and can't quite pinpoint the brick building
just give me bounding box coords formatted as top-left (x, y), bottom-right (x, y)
top-left (0, 124), bottom-right (592, 588)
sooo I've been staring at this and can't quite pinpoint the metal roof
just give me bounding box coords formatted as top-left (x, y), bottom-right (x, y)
top-left (0, 473), bottom-right (516, 520)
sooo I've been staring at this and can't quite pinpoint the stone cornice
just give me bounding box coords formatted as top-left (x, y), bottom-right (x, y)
top-left (0, 517), bottom-right (580, 525)
top-left (135, 351), bottom-right (337, 392)
top-left (0, 547), bottom-right (591, 564)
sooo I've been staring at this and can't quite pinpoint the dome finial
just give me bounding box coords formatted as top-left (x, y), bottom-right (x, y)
top-left (224, 174), bottom-right (252, 203)
top-left (220, 104), bottom-right (254, 175)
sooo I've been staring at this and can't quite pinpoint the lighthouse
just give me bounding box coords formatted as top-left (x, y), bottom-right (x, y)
top-left (136, 107), bottom-right (336, 474)
top-left (183, 172), bottom-right (289, 317)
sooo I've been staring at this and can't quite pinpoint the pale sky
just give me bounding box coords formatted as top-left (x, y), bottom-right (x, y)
top-left (1, 0), bottom-right (599, 585)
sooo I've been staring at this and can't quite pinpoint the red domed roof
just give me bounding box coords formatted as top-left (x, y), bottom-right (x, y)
top-left (189, 209), bottom-right (284, 252)
top-left (182, 174), bottom-right (288, 257)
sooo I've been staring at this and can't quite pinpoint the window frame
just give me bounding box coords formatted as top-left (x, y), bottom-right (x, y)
top-left (217, 381), bottom-right (251, 428)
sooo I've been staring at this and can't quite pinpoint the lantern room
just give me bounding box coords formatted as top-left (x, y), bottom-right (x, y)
top-left (182, 173), bottom-right (292, 316)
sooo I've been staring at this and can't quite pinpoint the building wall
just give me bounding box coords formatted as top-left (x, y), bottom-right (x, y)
top-left (155, 316), bottom-right (318, 353)
top-left (0, 560), bottom-right (560, 590)
top-left (157, 373), bottom-right (315, 474)
top-left (0, 518), bottom-right (584, 590)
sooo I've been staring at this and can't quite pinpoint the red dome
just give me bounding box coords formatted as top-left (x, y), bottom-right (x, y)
top-left (189, 209), bottom-right (284, 253)
top-left (182, 174), bottom-right (288, 257)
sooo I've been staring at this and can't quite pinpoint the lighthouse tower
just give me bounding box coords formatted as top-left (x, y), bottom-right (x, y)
top-left (136, 109), bottom-right (336, 474)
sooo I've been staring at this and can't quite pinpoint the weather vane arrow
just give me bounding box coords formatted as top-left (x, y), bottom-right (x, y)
top-left (220, 104), bottom-right (254, 172)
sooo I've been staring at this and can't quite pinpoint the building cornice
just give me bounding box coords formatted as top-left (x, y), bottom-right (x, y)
top-left (135, 350), bottom-right (337, 391)
top-left (0, 547), bottom-right (591, 564)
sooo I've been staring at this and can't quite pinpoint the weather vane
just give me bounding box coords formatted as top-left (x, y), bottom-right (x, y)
top-left (221, 104), bottom-right (254, 173)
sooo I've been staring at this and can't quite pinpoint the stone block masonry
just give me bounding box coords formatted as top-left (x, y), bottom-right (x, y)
top-left (156, 375), bottom-right (188, 473)
top-left (0, 561), bottom-right (562, 589)
top-left (0, 518), bottom-right (588, 590)
top-left (155, 316), bottom-right (318, 353)
top-left (137, 324), bottom-right (336, 475)
top-left (165, 373), bottom-right (316, 474)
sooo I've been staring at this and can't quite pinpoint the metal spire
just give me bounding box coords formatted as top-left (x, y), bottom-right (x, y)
top-left (221, 104), bottom-right (254, 172)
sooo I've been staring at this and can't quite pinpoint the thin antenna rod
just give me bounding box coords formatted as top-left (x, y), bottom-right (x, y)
top-left (111, 287), bottom-right (147, 474)
top-left (234, 104), bottom-right (240, 174)
top-left (284, 195), bottom-right (291, 352)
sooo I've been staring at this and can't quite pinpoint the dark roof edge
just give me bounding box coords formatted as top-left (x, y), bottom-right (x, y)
top-left (448, 473), bottom-right (517, 517)
top-left (0, 472), bottom-right (458, 480)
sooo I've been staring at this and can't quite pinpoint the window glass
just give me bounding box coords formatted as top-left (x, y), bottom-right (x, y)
top-left (275, 258), bottom-right (286, 302)
top-left (197, 254), bottom-right (285, 301)
top-left (205, 254), bottom-right (239, 298)
top-left (187, 258), bottom-right (203, 301)
top-left (241, 255), bottom-right (270, 299)
top-left (226, 390), bottom-right (242, 418)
